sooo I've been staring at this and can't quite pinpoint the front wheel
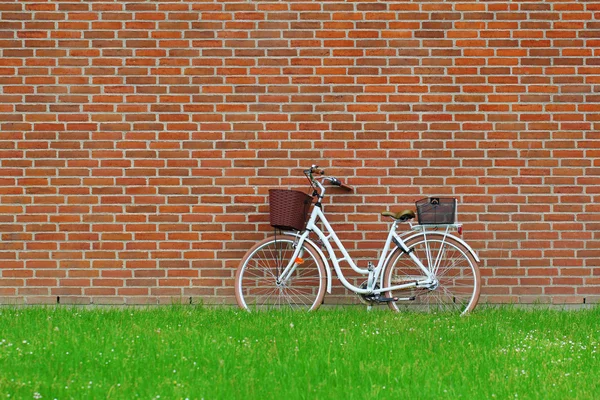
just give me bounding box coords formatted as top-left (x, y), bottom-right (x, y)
top-left (235, 235), bottom-right (326, 311)
top-left (382, 234), bottom-right (480, 315)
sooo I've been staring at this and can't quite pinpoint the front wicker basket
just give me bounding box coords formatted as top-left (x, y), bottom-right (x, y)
top-left (269, 189), bottom-right (313, 231)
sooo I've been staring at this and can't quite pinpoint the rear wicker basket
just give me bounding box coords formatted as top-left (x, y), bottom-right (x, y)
top-left (415, 197), bottom-right (456, 225)
top-left (269, 189), bottom-right (313, 231)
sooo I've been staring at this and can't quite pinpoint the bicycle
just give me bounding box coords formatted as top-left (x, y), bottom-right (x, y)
top-left (235, 165), bottom-right (481, 315)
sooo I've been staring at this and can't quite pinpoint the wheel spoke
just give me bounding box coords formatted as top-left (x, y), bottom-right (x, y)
top-left (283, 286), bottom-right (315, 306)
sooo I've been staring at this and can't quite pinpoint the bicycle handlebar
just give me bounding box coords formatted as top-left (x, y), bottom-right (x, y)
top-left (304, 165), bottom-right (353, 192)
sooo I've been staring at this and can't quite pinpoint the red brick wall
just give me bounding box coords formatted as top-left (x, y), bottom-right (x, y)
top-left (0, 0), bottom-right (599, 305)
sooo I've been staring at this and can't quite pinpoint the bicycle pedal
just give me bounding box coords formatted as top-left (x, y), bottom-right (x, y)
top-left (395, 296), bottom-right (417, 301)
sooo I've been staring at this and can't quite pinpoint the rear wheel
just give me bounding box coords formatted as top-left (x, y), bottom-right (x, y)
top-left (235, 236), bottom-right (326, 311)
top-left (382, 234), bottom-right (480, 315)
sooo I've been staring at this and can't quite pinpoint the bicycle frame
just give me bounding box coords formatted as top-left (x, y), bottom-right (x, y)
top-left (278, 180), bottom-right (436, 295)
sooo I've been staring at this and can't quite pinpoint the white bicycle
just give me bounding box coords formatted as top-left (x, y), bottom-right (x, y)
top-left (235, 166), bottom-right (481, 315)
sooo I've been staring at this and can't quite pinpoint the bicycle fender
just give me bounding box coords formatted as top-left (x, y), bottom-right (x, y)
top-left (282, 231), bottom-right (332, 294)
top-left (401, 231), bottom-right (480, 263)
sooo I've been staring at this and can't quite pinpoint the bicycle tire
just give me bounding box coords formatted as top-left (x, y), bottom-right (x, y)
top-left (235, 235), bottom-right (326, 312)
top-left (382, 234), bottom-right (481, 315)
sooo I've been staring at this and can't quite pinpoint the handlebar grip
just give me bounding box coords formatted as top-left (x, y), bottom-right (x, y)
top-left (330, 178), bottom-right (353, 191)
top-left (339, 182), bottom-right (353, 191)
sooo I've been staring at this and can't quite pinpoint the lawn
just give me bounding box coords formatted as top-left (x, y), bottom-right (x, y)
top-left (0, 306), bottom-right (598, 399)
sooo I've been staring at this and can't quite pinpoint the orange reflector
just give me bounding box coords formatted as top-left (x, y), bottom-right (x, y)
top-left (458, 226), bottom-right (463, 235)
top-left (295, 257), bottom-right (304, 265)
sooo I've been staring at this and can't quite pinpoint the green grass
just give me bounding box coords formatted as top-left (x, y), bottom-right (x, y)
top-left (0, 306), bottom-right (599, 399)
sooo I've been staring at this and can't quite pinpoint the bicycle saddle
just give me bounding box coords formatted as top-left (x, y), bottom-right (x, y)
top-left (381, 210), bottom-right (415, 221)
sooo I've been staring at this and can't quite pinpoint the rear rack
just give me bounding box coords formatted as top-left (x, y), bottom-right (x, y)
top-left (410, 223), bottom-right (462, 233)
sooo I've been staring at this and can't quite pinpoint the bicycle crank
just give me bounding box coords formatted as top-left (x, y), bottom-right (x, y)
top-left (377, 296), bottom-right (400, 303)
top-left (358, 282), bottom-right (400, 304)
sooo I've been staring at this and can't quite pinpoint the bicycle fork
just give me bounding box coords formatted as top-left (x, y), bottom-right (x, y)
top-left (276, 236), bottom-right (306, 285)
